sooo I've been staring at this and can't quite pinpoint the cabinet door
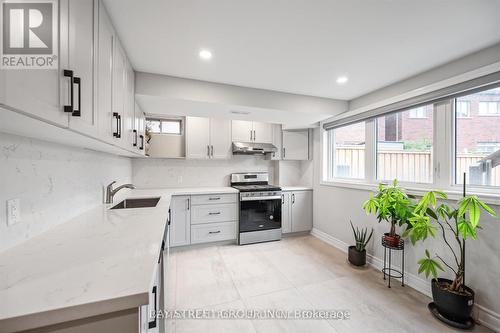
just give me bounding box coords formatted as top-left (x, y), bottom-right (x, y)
top-left (122, 62), bottom-right (135, 150)
top-left (186, 116), bottom-right (210, 159)
top-left (96, 2), bottom-right (114, 143)
top-left (281, 192), bottom-right (291, 233)
top-left (67, 0), bottom-right (97, 136)
top-left (210, 118), bottom-right (232, 159)
top-left (270, 124), bottom-right (282, 160)
top-left (0, 2), bottom-right (67, 127)
top-left (253, 121), bottom-right (273, 143)
top-left (112, 39), bottom-right (126, 145)
top-left (231, 120), bottom-right (253, 142)
top-left (291, 191), bottom-right (313, 232)
top-left (282, 130), bottom-right (309, 160)
top-left (170, 196), bottom-right (191, 247)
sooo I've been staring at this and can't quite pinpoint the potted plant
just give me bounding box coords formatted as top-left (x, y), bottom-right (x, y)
top-left (362, 180), bottom-right (415, 247)
top-left (404, 189), bottom-right (497, 327)
top-left (348, 221), bottom-right (373, 266)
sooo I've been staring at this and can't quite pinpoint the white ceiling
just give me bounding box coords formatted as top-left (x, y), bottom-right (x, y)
top-left (104, 0), bottom-right (500, 100)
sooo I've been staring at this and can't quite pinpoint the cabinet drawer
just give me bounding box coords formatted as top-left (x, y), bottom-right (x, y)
top-left (191, 193), bottom-right (237, 205)
top-left (191, 203), bottom-right (238, 224)
top-left (191, 222), bottom-right (237, 244)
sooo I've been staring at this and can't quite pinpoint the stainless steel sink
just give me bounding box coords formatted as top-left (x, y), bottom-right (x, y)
top-left (110, 197), bottom-right (161, 209)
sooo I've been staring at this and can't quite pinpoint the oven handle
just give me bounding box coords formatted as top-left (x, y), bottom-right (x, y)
top-left (241, 195), bottom-right (282, 201)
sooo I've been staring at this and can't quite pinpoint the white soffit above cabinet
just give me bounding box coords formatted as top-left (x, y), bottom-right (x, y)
top-left (103, 0), bottom-right (500, 100)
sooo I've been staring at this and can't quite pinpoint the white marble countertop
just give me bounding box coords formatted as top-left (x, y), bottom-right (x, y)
top-left (280, 186), bottom-right (313, 191)
top-left (0, 187), bottom-right (237, 332)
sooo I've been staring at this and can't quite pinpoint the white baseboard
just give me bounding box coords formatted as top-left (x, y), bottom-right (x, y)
top-left (310, 227), bottom-right (500, 332)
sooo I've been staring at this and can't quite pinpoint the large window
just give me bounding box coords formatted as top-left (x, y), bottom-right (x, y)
top-left (376, 105), bottom-right (433, 183)
top-left (455, 87), bottom-right (500, 187)
top-left (146, 118), bottom-right (182, 134)
top-left (327, 122), bottom-right (365, 179)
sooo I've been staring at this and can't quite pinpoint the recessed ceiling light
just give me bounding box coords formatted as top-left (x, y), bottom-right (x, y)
top-left (199, 49), bottom-right (212, 60)
top-left (336, 76), bottom-right (348, 84)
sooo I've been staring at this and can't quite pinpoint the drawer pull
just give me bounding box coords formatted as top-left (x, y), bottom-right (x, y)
top-left (209, 212), bottom-right (221, 215)
top-left (208, 197), bottom-right (221, 201)
top-left (209, 230), bottom-right (221, 234)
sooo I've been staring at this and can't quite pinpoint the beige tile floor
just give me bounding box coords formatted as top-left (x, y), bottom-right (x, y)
top-left (164, 235), bottom-right (492, 333)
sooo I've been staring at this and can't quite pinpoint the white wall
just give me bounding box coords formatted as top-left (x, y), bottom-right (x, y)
top-left (132, 155), bottom-right (276, 188)
top-left (275, 160), bottom-right (313, 187)
top-left (0, 133), bottom-right (132, 252)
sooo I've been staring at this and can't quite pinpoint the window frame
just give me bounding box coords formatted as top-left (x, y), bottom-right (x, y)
top-left (478, 101), bottom-right (500, 116)
top-left (146, 118), bottom-right (183, 135)
top-left (320, 94), bottom-right (500, 205)
top-left (325, 122), bottom-right (367, 181)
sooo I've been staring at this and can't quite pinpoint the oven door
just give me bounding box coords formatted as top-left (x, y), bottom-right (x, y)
top-left (239, 196), bottom-right (281, 233)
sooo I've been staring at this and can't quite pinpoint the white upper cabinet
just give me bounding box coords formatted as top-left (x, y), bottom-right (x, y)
top-left (282, 130), bottom-right (309, 160)
top-left (186, 117), bottom-right (232, 159)
top-left (231, 120), bottom-right (273, 143)
top-left (186, 116), bottom-right (211, 159)
top-left (66, 0), bottom-right (97, 136)
top-left (209, 118), bottom-right (232, 159)
top-left (252, 121), bottom-right (272, 143)
top-left (123, 62), bottom-right (135, 151)
top-left (270, 124), bottom-right (282, 160)
top-left (134, 102), bottom-right (146, 154)
top-left (112, 40), bottom-right (126, 144)
top-left (96, 0), bottom-right (114, 144)
top-left (0, 1), bottom-right (70, 127)
top-left (231, 120), bottom-right (253, 142)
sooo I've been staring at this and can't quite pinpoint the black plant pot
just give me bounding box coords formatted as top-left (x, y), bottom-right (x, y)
top-left (431, 278), bottom-right (475, 323)
top-left (348, 246), bottom-right (366, 266)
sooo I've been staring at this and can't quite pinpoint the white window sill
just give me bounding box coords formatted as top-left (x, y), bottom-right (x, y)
top-left (319, 180), bottom-right (500, 206)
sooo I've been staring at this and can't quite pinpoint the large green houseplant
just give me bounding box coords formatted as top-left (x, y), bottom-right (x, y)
top-left (404, 189), bottom-right (497, 326)
top-left (362, 180), bottom-right (415, 247)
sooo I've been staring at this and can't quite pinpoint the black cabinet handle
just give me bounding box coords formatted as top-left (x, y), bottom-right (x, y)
top-left (63, 70), bottom-right (74, 113)
top-left (168, 208), bottom-right (171, 225)
top-left (139, 135), bottom-right (144, 150)
top-left (113, 113), bottom-right (121, 138)
top-left (292, 193), bottom-right (295, 204)
top-left (283, 147), bottom-right (286, 159)
top-left (72, 77), bottom-right (81, 117)
top-left (133, 129), bottom-right (137, 146)
top-left (209, 230), bottom-right (221, 234)
top-left (148, 286), bottom-right (157, 329)
top-left (209, 211), bottom-right (221, 215)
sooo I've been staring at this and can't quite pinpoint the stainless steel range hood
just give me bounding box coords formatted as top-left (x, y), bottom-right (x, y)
top-left (232, 142), bottom-right (278, 155)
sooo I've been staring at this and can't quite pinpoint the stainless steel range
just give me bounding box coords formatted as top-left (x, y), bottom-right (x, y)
top-left (231, 172), bottom-right (282, 245)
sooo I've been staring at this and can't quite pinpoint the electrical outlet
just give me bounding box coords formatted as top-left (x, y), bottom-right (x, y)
top-left (177, 176), bottom-right (183, 184)
top-left (7, 198), bottom-right (21, 226)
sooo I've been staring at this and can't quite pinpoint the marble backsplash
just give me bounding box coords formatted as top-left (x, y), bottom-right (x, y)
top-left (132, 155), bottom-right (276, 188)
top-left (0, 132), bottom-right (132, 252)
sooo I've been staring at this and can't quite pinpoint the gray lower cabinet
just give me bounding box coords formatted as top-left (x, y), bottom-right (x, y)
top-left (169, 196), bottom-right (191, 247)
top-left (282, 190), bottom-right (313, 233)
top-left (169, 193), bottom-right (238, 247)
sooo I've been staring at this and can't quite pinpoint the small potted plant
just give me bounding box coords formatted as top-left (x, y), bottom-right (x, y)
top-left (362, 179), bottom-right (414, 247)
top-left (348, 221), bottom-right (373, 266)
top-left (404, 189), bottom-right (497, 327)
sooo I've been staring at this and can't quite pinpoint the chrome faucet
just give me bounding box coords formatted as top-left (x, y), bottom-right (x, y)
top-left (105, 181), bottom-right (136, 204)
